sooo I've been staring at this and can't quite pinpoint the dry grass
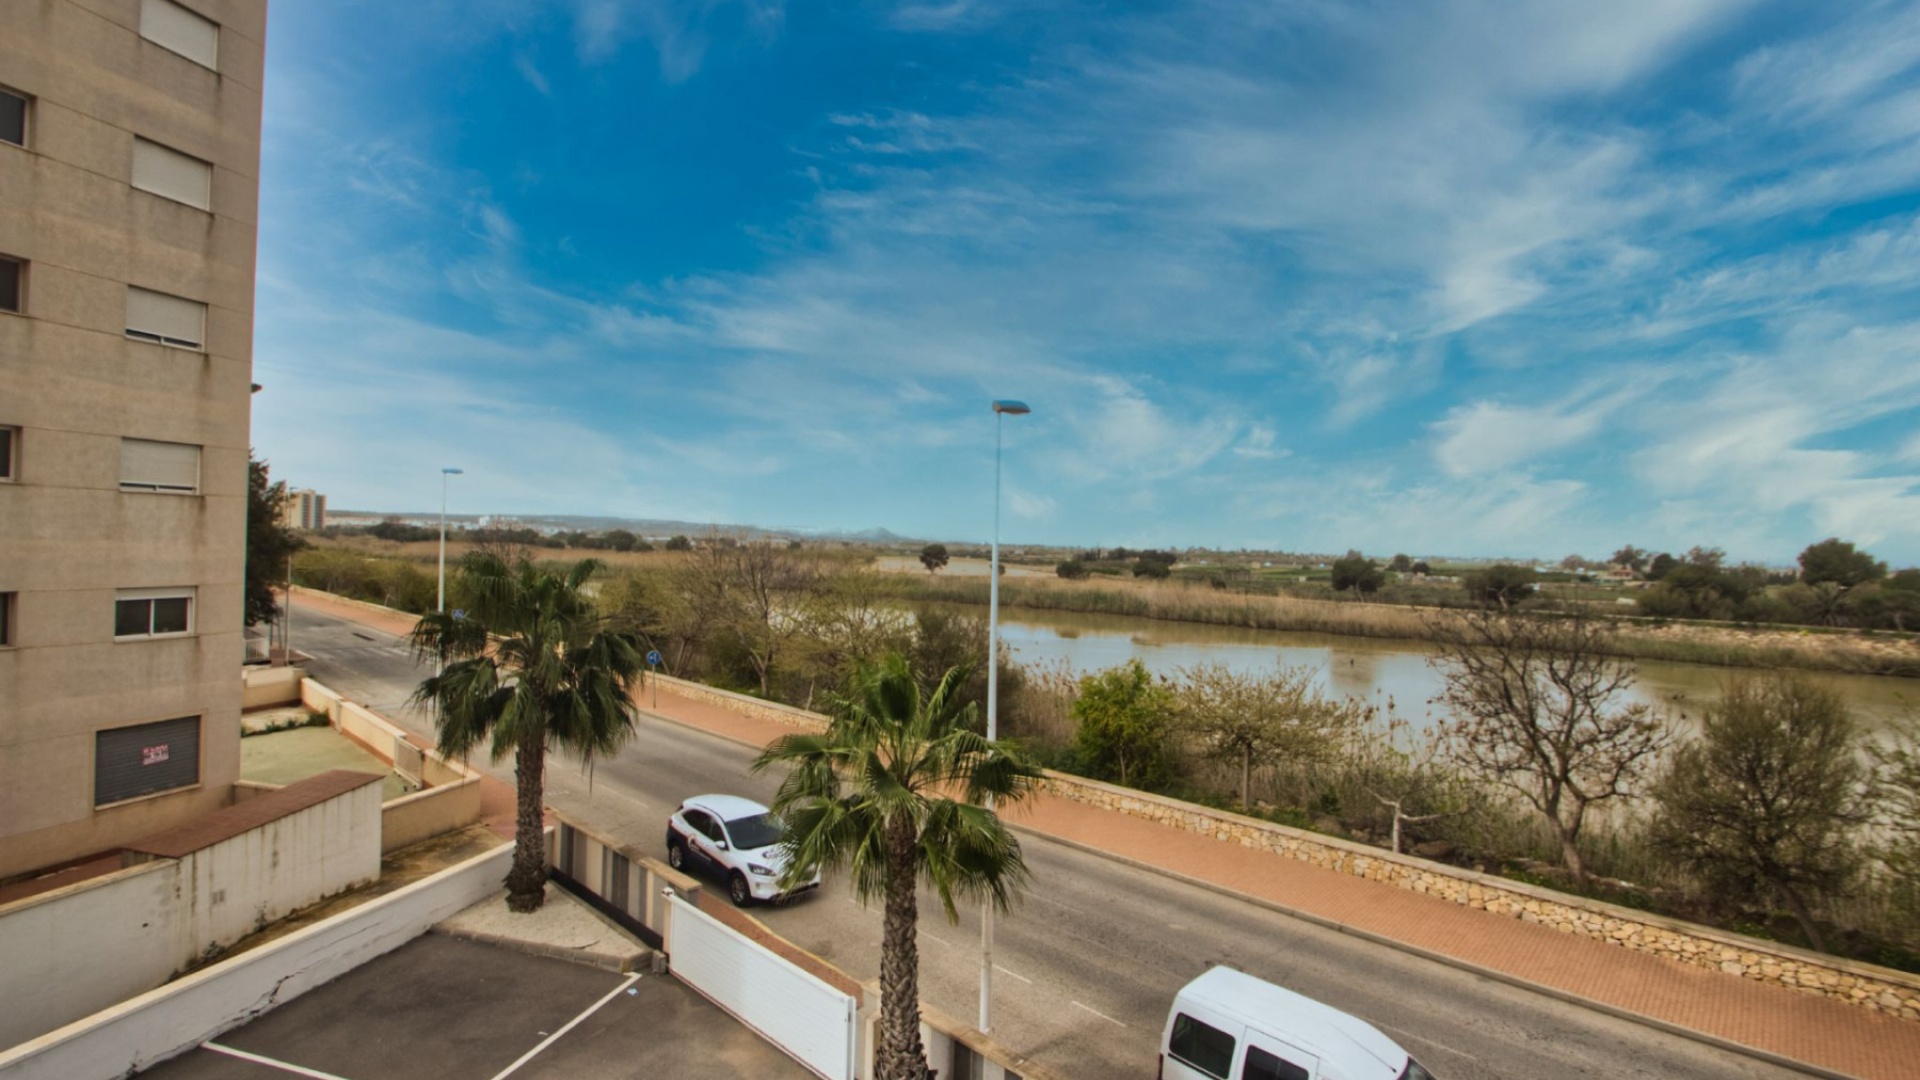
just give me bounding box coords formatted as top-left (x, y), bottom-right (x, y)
top-left (881, 574), bottom-right (1920, 676)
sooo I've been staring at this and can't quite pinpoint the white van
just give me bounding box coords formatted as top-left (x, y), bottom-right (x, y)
top-left (1160, 967), bottom-right (1435, 1080)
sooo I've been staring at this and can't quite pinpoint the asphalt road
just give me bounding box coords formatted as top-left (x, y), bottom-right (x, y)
top-left (285, 603), bottom-right (1808, 1080)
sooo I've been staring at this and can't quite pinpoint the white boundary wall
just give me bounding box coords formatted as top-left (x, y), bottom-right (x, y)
top-left (667, 893), bottom-right (855, 1080)
top-left (0, 843), bottom-right (510, 1080)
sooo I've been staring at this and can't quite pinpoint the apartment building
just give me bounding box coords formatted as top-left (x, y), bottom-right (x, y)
top-left (0, 0), bottom-right (265, 879)
top-left (281, 486), bottom-right (324, 531)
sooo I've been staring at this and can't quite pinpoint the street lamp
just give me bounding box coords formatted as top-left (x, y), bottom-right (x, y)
top-left (438, 467), bottom-right (464, 613)
top-left (981, 398), bottom-right (1030, 1034)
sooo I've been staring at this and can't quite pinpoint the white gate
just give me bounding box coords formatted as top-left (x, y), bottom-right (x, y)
top-left (665, 893), bottom-right (856, 1080)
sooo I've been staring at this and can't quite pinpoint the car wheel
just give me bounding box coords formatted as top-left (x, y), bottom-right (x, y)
top-left (667, 839), bottom-right (685, 870)
top-left (729, 872), bottom-right (753, 907)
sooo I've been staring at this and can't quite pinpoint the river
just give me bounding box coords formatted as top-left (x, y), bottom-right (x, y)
top-left (969, 605), bottom-right (1916, 735)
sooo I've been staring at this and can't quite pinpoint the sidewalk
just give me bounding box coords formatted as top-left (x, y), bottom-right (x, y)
top-left (293, 588), bottom-right (1920, 1080)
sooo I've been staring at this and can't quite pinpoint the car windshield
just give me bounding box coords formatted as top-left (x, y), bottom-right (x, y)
top-left (1397, 1060), bottom-right (1437, 1080)
top-left (725, 812), bottom-right (785, 851)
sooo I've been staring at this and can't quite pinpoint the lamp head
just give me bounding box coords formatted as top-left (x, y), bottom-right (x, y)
top-left (442, 467), bottom-right (464, 475)
top-left (991, 400), bottom-right (1031, 416)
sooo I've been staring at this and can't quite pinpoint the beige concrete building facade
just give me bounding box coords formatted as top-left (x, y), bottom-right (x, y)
top-left (0, 0), bottom-right (266, 879)
top-left (280, 486), bottom-right (323, 530)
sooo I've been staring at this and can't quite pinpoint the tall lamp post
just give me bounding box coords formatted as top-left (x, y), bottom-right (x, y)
top-left (438, 467), bottom-right (464, 613)
top-left (981, 398), bottom-right (1029, 1034)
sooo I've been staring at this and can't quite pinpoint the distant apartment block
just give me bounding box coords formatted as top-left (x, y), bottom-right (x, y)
top-left (281, 486), bottom-right (326, 531)
top-left (0, 0), bottom-right (266, 879)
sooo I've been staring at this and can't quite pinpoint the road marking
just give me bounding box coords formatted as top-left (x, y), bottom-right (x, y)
top-left (487, 972), bottom-right (642, 1080)
top-left (202, 1043), bottom-right (355, 1080)
top-left (1071, 1000), bottom-right (1128, 1028)
top-left (994, 964), bottom-right (1032, 984)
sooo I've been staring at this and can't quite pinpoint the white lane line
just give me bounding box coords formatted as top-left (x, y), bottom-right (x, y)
top-left (1071, 1000), bottom-right (1128, 1028)
top-left (487, 972), bottom-right (642, 1080)
top-left (921, 931), bottom-right (955, 948)
top-left (202, 1043), bottom-right (355, 1080)
top-left (994, 964), bottom-right (1033, 984)
top-left (1375, 1022), bottom-right (1479, 1062)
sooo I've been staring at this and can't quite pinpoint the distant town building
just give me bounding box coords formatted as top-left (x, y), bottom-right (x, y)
top-left (0, 1), bottom-right (267, 878)
top-left (281, 487), bottom-right (327, 531)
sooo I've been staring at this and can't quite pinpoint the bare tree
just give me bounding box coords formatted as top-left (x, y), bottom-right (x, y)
top-left (677, 532), bottom-right (819, 697)
top-left (1174, 663), bottom-right (1364, 810)
top-left (1430, 611), bottom-right (1670, 885)
top-left (1351, 714), bottom-right (1462, 854)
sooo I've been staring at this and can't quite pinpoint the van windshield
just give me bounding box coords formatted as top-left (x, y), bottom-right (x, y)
top-left (1397, 1060), bottom-right (1437, 1080)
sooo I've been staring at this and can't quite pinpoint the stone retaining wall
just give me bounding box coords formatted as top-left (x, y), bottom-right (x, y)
top-left (1045, 771), bottom-right (1920, 1022)
top-left (654, 673), bottom-right (828, 730)
top-left (301, 589), bottom-right (1920, 1024)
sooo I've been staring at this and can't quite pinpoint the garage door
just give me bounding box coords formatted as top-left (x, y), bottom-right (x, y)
top-left (665, 893), bottom-right (855, 1080)
top-left (95, 715), bottom-right (200, 805)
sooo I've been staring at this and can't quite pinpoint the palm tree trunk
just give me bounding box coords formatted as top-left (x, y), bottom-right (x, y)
top-left (507, 731), bottom-right (549, 913)
top-left (876, 818), bottom-right (931, 1080)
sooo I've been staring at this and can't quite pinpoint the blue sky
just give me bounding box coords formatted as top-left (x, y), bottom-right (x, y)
top-left (252, 1), bottom-right (1920, 565)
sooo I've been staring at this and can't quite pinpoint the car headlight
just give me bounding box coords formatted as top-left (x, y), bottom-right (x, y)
top-left (748, 864), bottom-right (776, 877)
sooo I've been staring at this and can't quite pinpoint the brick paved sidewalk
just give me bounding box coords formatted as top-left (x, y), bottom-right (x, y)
top-left (296, 590), bottom-right (1919, 1080)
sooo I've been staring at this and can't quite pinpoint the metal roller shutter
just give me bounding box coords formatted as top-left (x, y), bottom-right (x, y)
top-left (95, 716), bottom-right (200, 805)
top-left (140, 0), bottom-right (219, 70)
top-left (125, 287), bottom-right (206, 349)
top-left (120, 438), bottom-right (201, 492)
top-left (132, 138), bottom-right (212, 210)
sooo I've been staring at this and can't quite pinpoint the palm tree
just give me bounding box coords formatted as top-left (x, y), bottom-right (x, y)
top-left (753, 653), bottom-right (1042, 1080)
top-left (411, 552), bottom-right (645, 913)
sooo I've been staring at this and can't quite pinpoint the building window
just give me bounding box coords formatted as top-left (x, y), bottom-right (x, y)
top-left (0, 86), bottom-right (25, 147)
top-left (132, 138), bottom-right (212, 210)
top-left (0, 255), bottom-right (21, 313)
top-left (120, 437), bottom-right (201, 493)
top-left (0, 592), bottom-right (14, 646)
top-left (140, 0), bottom-right (219, 71)
top-left (96, 715), bottom-right (201, 805)
top-left (0, 426), bottom-right (15, 480)
top-left (125, 286), bottom-right (205, 349)
top-left (115, 588), bottom-right (195, 639)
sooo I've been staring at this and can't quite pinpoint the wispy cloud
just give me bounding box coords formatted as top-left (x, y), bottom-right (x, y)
top-left (254, 0), bottom-right (1920, 560)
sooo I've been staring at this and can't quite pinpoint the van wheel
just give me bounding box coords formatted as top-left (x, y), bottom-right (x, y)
top-left (667, 840), bottom-right (685, 870)
top-left (729, 872), bottom-right (753, 907)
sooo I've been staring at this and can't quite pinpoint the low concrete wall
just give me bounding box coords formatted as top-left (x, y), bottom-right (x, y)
top-left (0, 863), bottom-right (186, 1053)
top-left (380, 779), bottom-right (484, 854)
top-left (240, 666), bottom-right (306, 710)
top-left (0, 842), bottom-right (511, 1080)
top-left (297, 678), bottom-right (485, 852)
top-left (1044, 771), bottom-right (1920, 1022)
top-left (0, 776), bottom-right (384, 1050)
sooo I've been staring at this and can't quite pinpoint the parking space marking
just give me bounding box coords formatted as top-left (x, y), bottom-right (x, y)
top-left (202, 1042), bottom-right (355, 1080)
top-left (994, 964), bottom-right (1032, 984)
top-left (486, 972), bottom-right (642, 1080)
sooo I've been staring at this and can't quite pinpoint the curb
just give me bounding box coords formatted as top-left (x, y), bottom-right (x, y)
top-left (430, 925), bottom-right (651, 975)
top-left (1018, 829), bottom-right (1859, 1080)
top-left (640, 708), bottom-right (1860, 1080)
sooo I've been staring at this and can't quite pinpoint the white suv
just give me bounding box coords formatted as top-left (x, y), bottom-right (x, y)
top-left (665, 794), bottom-right (822, 907)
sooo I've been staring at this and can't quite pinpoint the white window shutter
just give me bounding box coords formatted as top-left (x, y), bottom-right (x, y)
top-left (140, 0), bottom-right (219, 71)
top-left (126, 287), bottom-right (206, 348)
top-left (120, 438), bottom-right (201, 492)
top-left (133, 138), bottom-right (212, 210)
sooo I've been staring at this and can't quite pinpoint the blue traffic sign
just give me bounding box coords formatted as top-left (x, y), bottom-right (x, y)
top-left (646, 650), bottom-right (662, 666)
top-left (451, 609), bottom-right (466, 620)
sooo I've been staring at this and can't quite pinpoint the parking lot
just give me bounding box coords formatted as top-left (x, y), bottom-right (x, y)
top-left (140, 933), bottom-right (813, 1080)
